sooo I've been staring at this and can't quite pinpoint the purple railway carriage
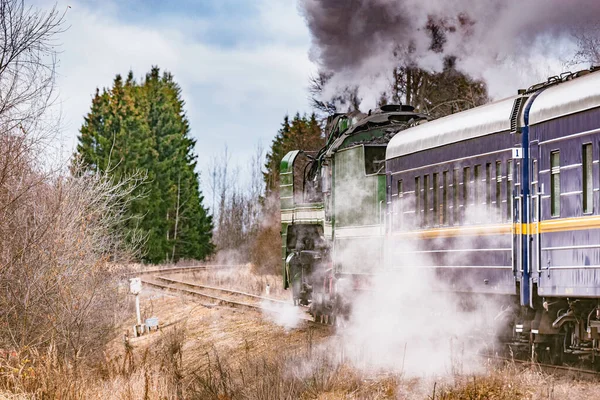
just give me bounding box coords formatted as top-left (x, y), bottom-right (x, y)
top-left (385, 68), bottom-right (600, 363)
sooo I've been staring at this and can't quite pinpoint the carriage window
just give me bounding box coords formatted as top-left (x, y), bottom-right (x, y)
top-left (433, 173), bottom-right (439, 226)
top-left (532, 160), bottom-right (538, 222)
top-left (415, 177), bottom-right (420, 227)
top-left (486, 163), bottom-right (492, 211)
top-left (442, 171), bottom-right (448, 225)
top-left (474, 165), bottom-right (481, 206)
top-left (551, 151), bottom-right (560, 217)
top-left (507, 160), bottom-right (513, 221)
top-left (396, 180), bottom-right (403, 228)
top-left (453, 168), bottom-right (459, 224)
top-left (463, 167), bottom-right (470, 214)
top-left (423, 174), bottom-right (430, 227)
top-left (583, 144), bottom-right (593, 214)
top-left (496, 161), bottom-right (502, 220)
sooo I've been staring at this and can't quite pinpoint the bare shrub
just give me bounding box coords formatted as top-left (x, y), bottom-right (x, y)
top-left (249, 195), bottom-right (281, 275)
top-left (0, 2), bottom-right (147, 388)
top-left (0, 164), bottom-right (145, 389)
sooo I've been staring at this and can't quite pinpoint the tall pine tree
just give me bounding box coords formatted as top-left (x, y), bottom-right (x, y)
top-left (76, 67), bottom-right (214, 263)
top-left (263, 113), bottom-right (323, 196)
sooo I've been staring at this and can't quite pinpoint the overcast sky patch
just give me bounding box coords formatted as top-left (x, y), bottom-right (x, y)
top-left (53, 0), bottom-right (315, 192)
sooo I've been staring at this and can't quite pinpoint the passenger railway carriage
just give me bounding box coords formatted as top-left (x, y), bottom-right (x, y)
top-left (281, 67), bottom-right (600, 364)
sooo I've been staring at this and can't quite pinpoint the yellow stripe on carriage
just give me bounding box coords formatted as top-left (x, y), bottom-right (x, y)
top-left (392, 215), bottom-right (600, 239)
top-left (539, 215), bottom-right (600, 233)
top-left (393, 223), bottom-right (511, 239)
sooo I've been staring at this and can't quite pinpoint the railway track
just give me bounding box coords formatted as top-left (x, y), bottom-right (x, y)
top-left (141, 275), bottom-right (318, 325)
top-left (126, 264), bottom-right (243, 277)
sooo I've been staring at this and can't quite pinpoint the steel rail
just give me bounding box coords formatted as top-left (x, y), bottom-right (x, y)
top-left (141, 277), bottom-right (318, 325)
top-left (153, 275), bottom-right (290, 305)
top-left (126, 264), bottom-right (243, 277)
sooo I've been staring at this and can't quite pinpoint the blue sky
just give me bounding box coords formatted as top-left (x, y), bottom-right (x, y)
top-left (52, 0), bottom-right (316, 197)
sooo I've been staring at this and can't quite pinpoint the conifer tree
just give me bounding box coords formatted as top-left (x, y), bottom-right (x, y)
top-left (264, 115), bottom-right (290, 196)
top-left (263, 113), bottom-right (323, 196)
top-left (76, 67), bottom-right (214, 263)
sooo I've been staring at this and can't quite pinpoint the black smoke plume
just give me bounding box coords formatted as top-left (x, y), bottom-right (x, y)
top-left (299, 0), bottom-right (600, 101)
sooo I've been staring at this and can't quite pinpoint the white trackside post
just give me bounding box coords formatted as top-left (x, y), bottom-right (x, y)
top-left (129, 278), bottom-right (144, 336)
top-left (135, 293), bottom-right (142, 326)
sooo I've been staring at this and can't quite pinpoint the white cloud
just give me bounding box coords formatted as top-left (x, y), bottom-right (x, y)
top-left (53, 0), bottom-right (316, 190)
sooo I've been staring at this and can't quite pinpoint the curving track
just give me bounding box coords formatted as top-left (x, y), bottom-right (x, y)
top-left (127, 264), bottom-right (243, 277)
top-left (138, 266), bottom-right (318, 325)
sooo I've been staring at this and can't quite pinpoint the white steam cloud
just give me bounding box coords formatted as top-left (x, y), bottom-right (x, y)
top-left (261, 300), bottom-right (304, 330)
top-left (330, 154), bottom-right (506, 377)
top-left (300, 0), bottom-right (600, 105)
top-left (337, 234), bottom-right (503, 377)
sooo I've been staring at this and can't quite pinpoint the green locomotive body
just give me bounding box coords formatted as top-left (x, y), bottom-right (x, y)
top-left (280, 105), bottom-right (427, 321)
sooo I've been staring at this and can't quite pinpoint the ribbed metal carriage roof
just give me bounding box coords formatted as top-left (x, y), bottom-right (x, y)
top-left (529, 70), bottom-right (600, 125)
top-left (386, 96), bottom-right (517, 160)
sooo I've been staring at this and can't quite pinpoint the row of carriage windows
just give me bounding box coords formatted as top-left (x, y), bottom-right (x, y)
top-left (396, 143), bottom-right (595, 228)
top-left (397, 160), bottom-right (515, 228)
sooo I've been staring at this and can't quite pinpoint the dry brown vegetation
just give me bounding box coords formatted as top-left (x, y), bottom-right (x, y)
top-left (3, 281), bottom-right (600, 399)
top-left (0, 1), bottom-right (145, 396)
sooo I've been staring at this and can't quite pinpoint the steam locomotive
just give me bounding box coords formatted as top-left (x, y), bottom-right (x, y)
top-left (281, 67), bottom-right (600, 365)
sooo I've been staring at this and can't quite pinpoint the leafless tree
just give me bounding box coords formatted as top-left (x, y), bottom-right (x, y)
top-left (207, 146), bottom-right (230, 236)
top-left (0, 1), bottom-right (65, 141)
top-left (308, 71), bottom-right (361, 115)
top-left (0, 1), bottom-right (146, 372)
top-left (571, 23), bottom-right (600, 66)
top-left (207, 145), bottom-right (265, 255)
top-left (246, 143), bottom-right (264, 231)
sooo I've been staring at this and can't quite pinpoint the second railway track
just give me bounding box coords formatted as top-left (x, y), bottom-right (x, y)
top-left (127, 264), bottom-right (243, 277)
top-left (141, 275), bottom-right (319, 325)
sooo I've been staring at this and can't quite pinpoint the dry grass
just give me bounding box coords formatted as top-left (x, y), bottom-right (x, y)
top-left (413, 362), bottom-right (600, 400)
top-left (0, 292), bottom-right (391, 399)
top-left (5, 273), bottom-right (600, 399)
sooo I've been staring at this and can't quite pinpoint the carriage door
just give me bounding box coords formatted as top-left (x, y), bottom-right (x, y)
top-left (511, 159), bottom-right (522, 275)
top-left (530, 144), bottom-right (541, 278)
